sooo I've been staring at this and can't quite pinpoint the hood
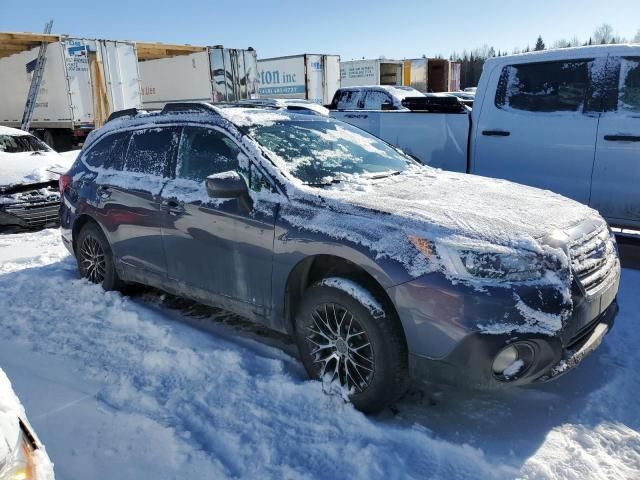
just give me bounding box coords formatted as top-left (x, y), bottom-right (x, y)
top-left (0, 151), bottom-right (72, 189)
top-left (322, 167), bottom-right (601, 244)
top-left (281, 166), bottom-right (604, 278)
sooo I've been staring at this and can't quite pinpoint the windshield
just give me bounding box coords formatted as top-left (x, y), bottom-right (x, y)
top-left (248, 119), bottom-right (413, 185)
top-left (0, 134), bottom-right (50, 153)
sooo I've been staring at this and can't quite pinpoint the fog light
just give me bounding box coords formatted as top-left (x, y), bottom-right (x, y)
top-left (492, 346), bottom-right (518, 374)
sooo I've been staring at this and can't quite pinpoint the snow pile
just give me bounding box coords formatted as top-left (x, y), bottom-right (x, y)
top-left (0, 368), bottom-right (54, 480)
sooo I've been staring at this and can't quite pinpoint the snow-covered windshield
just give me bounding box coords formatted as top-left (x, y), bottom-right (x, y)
top-left (248, 119), bottom-right (413, 185)
top-left (0, 135), bottom-right (49, 154)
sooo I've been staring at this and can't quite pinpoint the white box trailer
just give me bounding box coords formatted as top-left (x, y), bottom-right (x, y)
top-left (138, 46), bottom-right (259, 109)
top-left (0, 33), bottom-right (141, 150)
top-left (257, 54), bottom-right (340, 105)
top-left (402, 58), bottom-right (462, 93)
top-left (340, 59), bottom-right (404, 88)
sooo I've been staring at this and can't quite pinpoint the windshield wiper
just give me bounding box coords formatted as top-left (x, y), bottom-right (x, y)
top-left (367, 171), bottom-right (402, 180)
top-left (303, 178), bottom-right (343, 187)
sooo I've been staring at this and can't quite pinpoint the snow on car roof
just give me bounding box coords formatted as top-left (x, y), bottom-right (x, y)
top-left (0, 126), bottom-right (30, 137)
top-left (485, 43), bottom-right (640, 66)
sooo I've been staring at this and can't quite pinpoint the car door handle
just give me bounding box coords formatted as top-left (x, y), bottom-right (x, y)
top-left (161, 199), bottom-right (185, 216)
top-left (98, 186), bottom-right (111, 199)
top-left (603, 134), bottom-right (640, 142)
top-left (482, 130), bottom-right (511, 137)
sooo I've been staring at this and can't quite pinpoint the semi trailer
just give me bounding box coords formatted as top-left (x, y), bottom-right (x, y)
top-left (138, 46), bottom-right (259, 109)
top-left (0, 32), bottom-right (141, 150)
top-left (257, 54), bottom-right (340, 105)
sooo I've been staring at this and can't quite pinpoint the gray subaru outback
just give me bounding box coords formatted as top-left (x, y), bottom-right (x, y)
top-left (59, 103), bottom-right (620, 413)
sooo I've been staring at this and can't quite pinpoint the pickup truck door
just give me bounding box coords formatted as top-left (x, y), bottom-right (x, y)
top-left (472, 55), bottom-right (604, 204)
top-left (160, 126), bottom-right (277, 316)
top-left (590, 56), bottom-right (640, 229)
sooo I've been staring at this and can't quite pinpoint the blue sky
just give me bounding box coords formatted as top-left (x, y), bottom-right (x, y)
top-left (3, 0), bottom-right (639, 59)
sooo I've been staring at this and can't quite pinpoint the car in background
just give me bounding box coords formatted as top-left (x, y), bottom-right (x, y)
top-left (0, 126), bottom-right (72, 232)
top-left (329, 85), bottom-right (425, 110)
top-left (463, 87), bottom-right (477, 94)
top-left (60, 103), bottom-right (619, 413)
top-left (234, 99), bottom-right (330, 116)
top-left (445, 91), bottom-right (475, 108)
top-left (0, 367), bottom-right (54, 480)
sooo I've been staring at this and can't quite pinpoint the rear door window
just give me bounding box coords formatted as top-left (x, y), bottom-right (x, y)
top-left (495, 60), bottom-right (593, 113)
top-left (619, 57), bottom-right (640, 113)
top-left (83, 131), bottom-right (131, 169)
top-left (123, 127), bottom-right (180, 177)
top-left (176, 127), bottom-right (242, 182)
top-left (363, 90), bottom-right (393, 109)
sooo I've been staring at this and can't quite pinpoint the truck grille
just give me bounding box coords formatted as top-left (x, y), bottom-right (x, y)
top-left (3, 201), bottom-right (60, 228)
top-left (569, 225), bottom-right (617, 295)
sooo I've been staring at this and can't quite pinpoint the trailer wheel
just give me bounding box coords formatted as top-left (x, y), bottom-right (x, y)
top-left (43, 130), bottom-right (56, 150)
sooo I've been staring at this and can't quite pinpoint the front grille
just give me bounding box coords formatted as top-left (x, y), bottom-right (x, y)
top-left (3, 201), bottom-right (60, 227)
top-left (569, 225), bottom-right (617, 295)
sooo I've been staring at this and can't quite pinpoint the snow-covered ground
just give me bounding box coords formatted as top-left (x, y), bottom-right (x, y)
top-left (0, 229), bottom-right (638, 479)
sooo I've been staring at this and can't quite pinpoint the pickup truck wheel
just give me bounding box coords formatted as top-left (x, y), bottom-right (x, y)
top-left (76, 222), bottom-right (124, 291)
top-left (294, 280), bottom-right (408, 413)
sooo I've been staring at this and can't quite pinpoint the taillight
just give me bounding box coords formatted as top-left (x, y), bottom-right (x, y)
top-left (59, 174), bottom-right (72, 194)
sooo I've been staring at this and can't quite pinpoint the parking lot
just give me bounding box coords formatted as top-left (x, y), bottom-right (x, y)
top-left (0, 228), bottom-right (638, 479)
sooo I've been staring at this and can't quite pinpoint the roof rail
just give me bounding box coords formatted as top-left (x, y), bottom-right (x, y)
top-left (106, 108), bottom-right (143, 123)
top-left (160, 102), bottom-right (219, 115)
top-left (401, 96), bottom-right (467, 113)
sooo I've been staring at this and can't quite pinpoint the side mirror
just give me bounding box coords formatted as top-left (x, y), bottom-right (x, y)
top-left (381, 100), bottom-right (396, 110)
top-left (205, 171), bottom-right (247, 198)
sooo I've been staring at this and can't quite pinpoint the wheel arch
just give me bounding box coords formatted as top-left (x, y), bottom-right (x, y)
top-left (283, 254), bottom-right (407, 345)
top-left (71, 214), bottom-right (105, 254)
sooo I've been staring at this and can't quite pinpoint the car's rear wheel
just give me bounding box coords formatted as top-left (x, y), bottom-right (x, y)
top-left (294, 279), bottom-right (408, 413)
top-left (76, 222), bottom-right (124, 291)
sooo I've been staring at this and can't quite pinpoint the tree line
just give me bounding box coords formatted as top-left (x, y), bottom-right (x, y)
top-left (450, 24), bottom-right (640, 89)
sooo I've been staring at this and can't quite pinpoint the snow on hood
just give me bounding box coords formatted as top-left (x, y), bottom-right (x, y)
top-left (278, 165), bottom-right (602, 277)
top-left (0, 150), bottom-right (72, 188)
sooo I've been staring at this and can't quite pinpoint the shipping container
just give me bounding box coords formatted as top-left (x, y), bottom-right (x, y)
top-left (257, 54), bottom-right (340, 105)
top-left (340, 59), bottom-right (404, 88)
top-left (0, 33), bottom-right (141, 150)
top-left (138, 46), bottom-right (259, 109)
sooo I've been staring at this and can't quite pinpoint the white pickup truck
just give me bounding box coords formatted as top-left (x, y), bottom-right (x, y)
top-left (331, 45), bottom-right (640, 230)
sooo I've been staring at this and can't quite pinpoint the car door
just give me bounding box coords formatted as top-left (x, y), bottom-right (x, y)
top-left (590, 56), bottom-right (640, 228)
top-left (472, 55), bottom-right (604, 204)
top-left (160, 125), bottom-right (278, 315)
top-left (93, 127), bottom-right (179, 278)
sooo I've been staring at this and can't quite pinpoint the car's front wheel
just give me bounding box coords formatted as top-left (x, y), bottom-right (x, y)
top-left (76, 222), bottom-right (124, 291)
top-left (294, 279), bottom-right (408, 413)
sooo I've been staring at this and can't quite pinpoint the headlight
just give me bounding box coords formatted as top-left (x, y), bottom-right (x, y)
top-left (409, 236), bottom-right (544, 282)
top-left (0, 425), bottom-right (37, 480)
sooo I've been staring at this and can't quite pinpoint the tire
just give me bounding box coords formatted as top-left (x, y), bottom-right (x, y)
top-left (43, 130), bottom-right (56, 150)
top-left (76, 222), bottom-right (124, 291)
top-left (294, 279), bottom-right (408, 413)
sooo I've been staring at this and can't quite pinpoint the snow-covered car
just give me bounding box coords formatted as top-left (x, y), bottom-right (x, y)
top-left (329, 85), bottom-right (425, 111)
top-left (59, 103), bottom-right (620, 413)
top-left (234, 99), bottom-right (330, 116)
top-left (0, 126), bottom-right (71, 231)
top-left (0, 368), bottom-right (54, 479)
top-left (463, 87), bottom-right (477, 94)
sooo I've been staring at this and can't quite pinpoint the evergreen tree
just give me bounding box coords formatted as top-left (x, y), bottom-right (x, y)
top-left (534, 36), bottom-right (545, 51)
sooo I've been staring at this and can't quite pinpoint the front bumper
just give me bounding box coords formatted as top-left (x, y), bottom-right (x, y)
top-left (0, 200), bottom-right (60, 231)
top-left (408, 299), bottom-right (617, 389)
top-left (387, 263), bottom-right (620, 389)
